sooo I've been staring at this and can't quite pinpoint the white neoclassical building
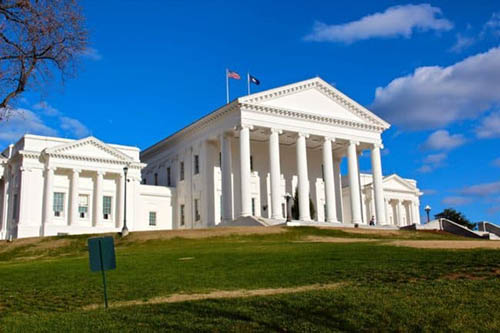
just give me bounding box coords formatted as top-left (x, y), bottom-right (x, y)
top-left (141, 77), bottom-right (422, 229)
top-left (0, 77), bottom-right (422, 240)
top-left (0, 135), bottom-right (173, 240)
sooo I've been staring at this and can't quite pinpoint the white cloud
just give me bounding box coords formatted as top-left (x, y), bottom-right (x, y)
top-left (417, 165), bottom-right (433, 173)
top-left (372, 47), bottom-right (500, 130)
top-left (424, 153), bottom-right (447, 164)
top-left (483, 12), bottom-right (500, 37)
top-left (79, 47), bottom-right (102, 61)
top-left (475, 111), bottom-right (500, 138)
top-left (422, 189), bottom-right (437, 195)
top-left (305, 4), bottom-right (452, 43)
top-left (0, 101), bottom-right (90, 147)
top-left (33, 101), bottom-right (61, 116)
top-left (0, 109), bottom-right (58, 142)
top-left (449, 33), bottom-right (475, 53)
top-left (60, 117), bottom-right (90, 138)
top-left (461, 181), bottom-right (500, 196)
top-left (448, 13), bottom-right (500, 53)
top-left (418, 153), bottom-right (447, 173)
top-left (442, 196), bottom-right (473, 206)
top-left (421, 130), bottom-right (466, 150)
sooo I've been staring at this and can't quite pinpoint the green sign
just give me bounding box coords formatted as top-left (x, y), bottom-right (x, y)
top-left (88, 236), bottom-right (116, 308)
top-left (88, 236), bottom-right (116, 272)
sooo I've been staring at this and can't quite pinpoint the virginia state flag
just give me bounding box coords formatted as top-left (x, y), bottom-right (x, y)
top-left (249, 74), bottom-right (260, 85)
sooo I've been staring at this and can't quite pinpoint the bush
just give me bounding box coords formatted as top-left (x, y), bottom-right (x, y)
top-left (291, 187), bottom-right (316, 220)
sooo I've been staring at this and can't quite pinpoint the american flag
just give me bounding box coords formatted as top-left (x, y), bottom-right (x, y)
top-left (227, 70), bottom-right (241, 80)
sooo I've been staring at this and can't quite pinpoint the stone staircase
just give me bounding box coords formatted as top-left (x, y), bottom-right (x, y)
top-left (477, 222), bottom-right (500, 239)
top-left (416, 219), bottom-right (500, 240)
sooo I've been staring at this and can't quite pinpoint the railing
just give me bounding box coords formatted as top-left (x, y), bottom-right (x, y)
top-left (478, 222), bottom-right (500, 237)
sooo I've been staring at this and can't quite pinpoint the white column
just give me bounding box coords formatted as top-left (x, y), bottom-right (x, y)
top-left (322, 138), bottom-right (338, 223)
top-left (69, 169), bottom-right (80, 226)
top-left (357, 151), bottom-right (365, 223)
top-left (347, 140), bottom-right (362, 224)
top-left (401, 201), bottom-right (407, 225)
top-left (117, 173), bottom-right (124, 228)
top-left (296, 133), bottom-right (310, 221)
top-left (93, 171), bottom-right (104, 226)
top-left (413, 202), bottom-right (420, 225)
top-left (397, 200), bottom-right (404, 226)
top-left (17, 167), bottom-right (29, 225)
top-left (0, 169), bottom-right (9, 237)
top-left (384, 198), bottom-right (390, 224)
top-left (220, 132), bottom-right (233, 222)
top-left (43, 167), bottom-right (55, 228)
top-left (269, 128), bottom-right (283, 219)
top-left (239, 125), bottom-right (252, 217)
top-left (333, 157), bottom-right (343, 223)
top-left (370, 144), bottom-right (387, 225)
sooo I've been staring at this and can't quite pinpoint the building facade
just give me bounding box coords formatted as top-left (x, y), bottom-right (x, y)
top-left (141, 77), bottom-right (422, 229)
top-left (0, 135), bottom-right (173, 240)
top-left (0, 77), bottom-right (422, 240)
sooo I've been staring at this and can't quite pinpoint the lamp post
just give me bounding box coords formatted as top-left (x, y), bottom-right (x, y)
top-left (424, 205), bottom-right (431, 223)
top-left (285, 193), bottom-right (292, 222)
top-left (121, 166), bottom-right (129, 237)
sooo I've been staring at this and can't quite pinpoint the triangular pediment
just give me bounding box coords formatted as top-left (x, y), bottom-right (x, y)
top-left (383, 174), bottom-right (417, 192)
top-left (45, 137), bottom-right (133, 162)
top-left (239, 77), bottom-right (390, 129)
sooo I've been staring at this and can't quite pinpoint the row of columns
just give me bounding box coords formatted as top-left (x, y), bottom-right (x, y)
top-left (385, 198), bottom-right (419, 226)
top-left (219, 124), bottom-right (387, 225)
top-left (42, 168), bottom-right (124, 228)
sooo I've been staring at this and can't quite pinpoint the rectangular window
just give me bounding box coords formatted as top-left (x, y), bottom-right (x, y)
top-left (194, 199), bottom-right (200, 221)
top-left (12, 194), bottom-right (19, 220)
top-left (321, 164), bottom-right (324, 181)
top-left (103, 196), bottom-right (112, 220)
top-left (251, 198), bottom-right (256, 216)
top-left (78, 195), bottom-right (89, 218)
top-left (324, 204), bottom-right (327, 222)
top-left (194, 155), bottom-right (199, 175)
top-left (250, 155), bottom-right (254, 171)
top-left (180, 204), bottom-right (185, 226)
top-left (180, 161), bottom-right (185, 181)
top-left (149, 211), bottom-right (157, 226)
top-left (219, 152), bottom-right (222, 167)
top-left (282, 203), bottom-right (286, 219)
top-left (167, 167), bottom-right (171, 186)
top-left (154, 173), bottom-right (158, 186)
top-left (53, 192), bottom-right (65, 217)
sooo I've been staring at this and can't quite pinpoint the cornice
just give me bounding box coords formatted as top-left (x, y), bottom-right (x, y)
top-left (240, 102), bottom-right (385, 133)
top-left (141, 102), bottom-right (240, 158)
top-left (44, 152), bottom-right (144, 168)
top-left (19, 150), bottom-right (41, 159)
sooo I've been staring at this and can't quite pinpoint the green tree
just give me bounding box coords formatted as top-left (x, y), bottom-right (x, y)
top-left (435, 208), bottom-right (476, 229)
top-left (291, 188), bottom-right (316, 220)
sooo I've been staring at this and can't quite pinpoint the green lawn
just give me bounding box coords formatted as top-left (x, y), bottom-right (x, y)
top-left (0, 227), bottom-right (499, 332)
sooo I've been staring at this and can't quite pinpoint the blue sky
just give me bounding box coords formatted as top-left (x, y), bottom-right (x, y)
top-left (1, 1), bottom-right (499, 224)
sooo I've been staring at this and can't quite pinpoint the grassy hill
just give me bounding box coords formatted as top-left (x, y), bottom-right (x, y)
top-left (0, 226), bottom-right (499, 332)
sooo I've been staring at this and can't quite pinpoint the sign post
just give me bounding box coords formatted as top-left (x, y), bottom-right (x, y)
top-left (88, 236), bottom-right (116, 308)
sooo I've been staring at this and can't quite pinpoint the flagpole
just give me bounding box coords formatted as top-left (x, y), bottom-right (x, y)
top-left (247, 72), bottom-right (250, 95)
top-left (226, 68), bottom-right (229, 104)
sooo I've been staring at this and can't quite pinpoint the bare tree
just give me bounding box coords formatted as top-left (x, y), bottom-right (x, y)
top-left (0, 0), bottom-right (88, 120)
